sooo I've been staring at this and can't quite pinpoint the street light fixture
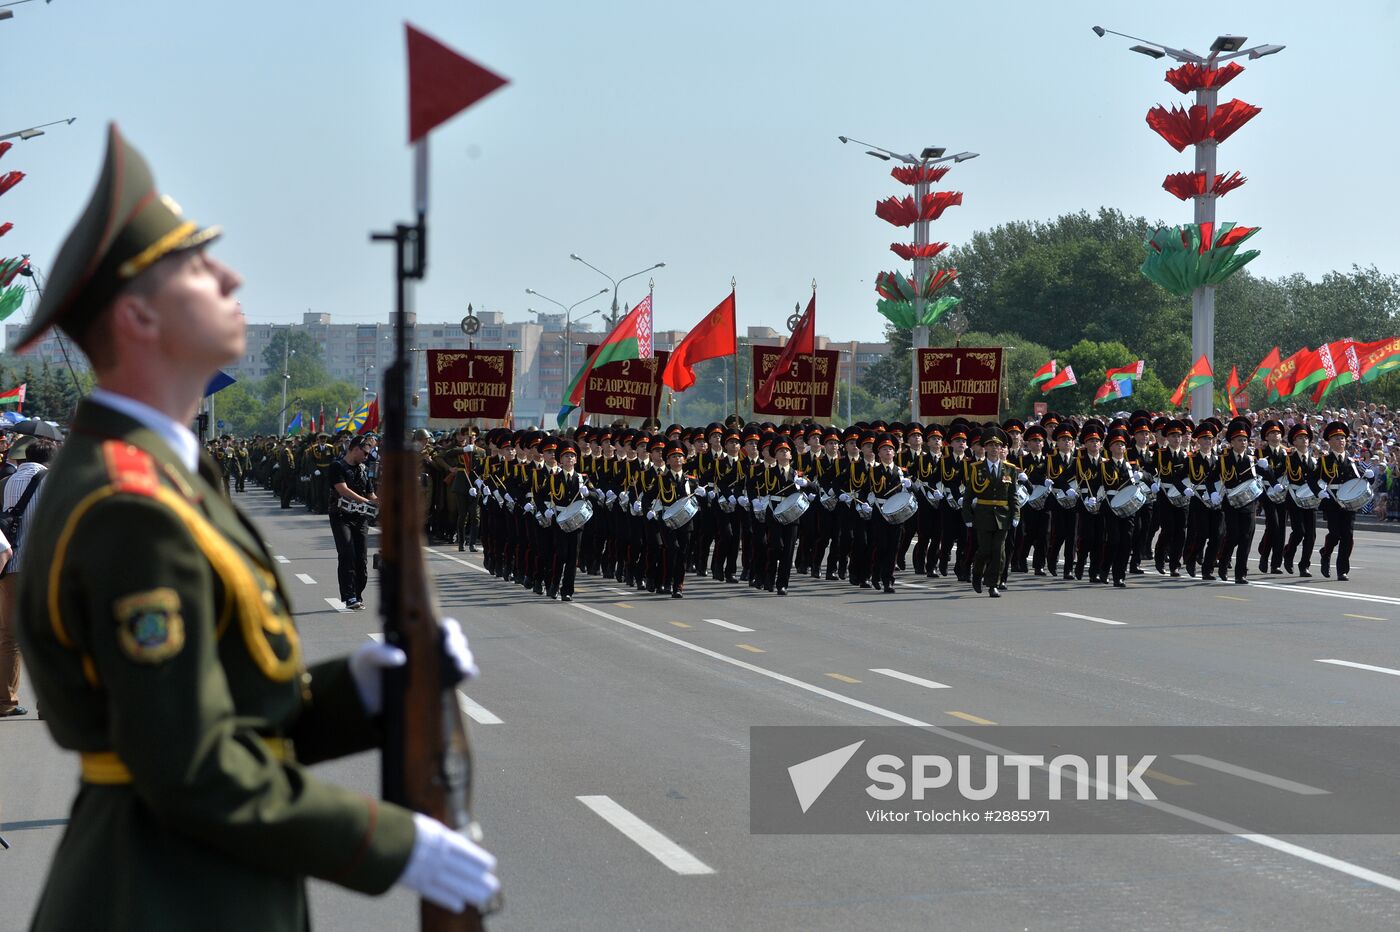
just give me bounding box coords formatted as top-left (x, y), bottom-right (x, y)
top-left (0, 117), bottom-right (75, 143)
top-left (526, 285), bottom-right (608, 380)
top-left (568, 255), bottom-right (665, 327)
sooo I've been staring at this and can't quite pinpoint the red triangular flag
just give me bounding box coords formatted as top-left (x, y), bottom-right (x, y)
top-left (407, 24), bottom-right (509, 143)
top-left (756, 293), bottom-right (815, 408)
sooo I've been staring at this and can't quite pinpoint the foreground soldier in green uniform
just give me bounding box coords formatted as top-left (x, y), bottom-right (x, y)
top-left (962, 427), bottom-right (1021, 597)
top-left (13, 126), bottom-right (498, 930)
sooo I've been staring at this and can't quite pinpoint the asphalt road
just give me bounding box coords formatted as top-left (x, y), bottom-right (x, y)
top-left (6, 491), bottom-right (1400, 930)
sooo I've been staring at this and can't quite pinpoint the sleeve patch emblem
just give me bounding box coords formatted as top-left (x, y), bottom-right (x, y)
top-left (114, 588), bottom-right (185, 663)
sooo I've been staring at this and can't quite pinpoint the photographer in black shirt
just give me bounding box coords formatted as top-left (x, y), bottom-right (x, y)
top-left (329, 435), bottom-right (377, 610)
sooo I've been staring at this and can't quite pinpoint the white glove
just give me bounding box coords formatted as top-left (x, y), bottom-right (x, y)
top-left (504, 493), bottom-right (514, 505)
top-left (398, 812), bottom-right (499, 913)
top-left (1365, 468), bottom-right (1375, 479)
top-left (272, 464), bottom-right (280, 471)
top-left (349, 618), bottom-right (477, 716)
top-left (469, 487), bottom-right (478, 497)
top-left (1085, 497), bottom-right (1097, 508)
top-left (1150, 481), bottom-right (1160, 493)
top-left (1017, 471), bottom-right (1028, 483)
top-left (1066, 486), bottom-right (1079, 499)
top-left (474, 477), bottom-right (484, 489)
top-left (313, 469), bottom-right (322, 476)
top-left (631, 501), bottom-right (642, 515)
top-left (1012, 518), bottom-right (1020, 528)
top-left (1210, 491), bottom-right (1222, 507)
top-left (707, 487), bottom-right (717, 499)
top-left (524, 502), bottom-right (535, 514)
top-left (618, 490), bottom-right (630, 506)
top-left (931, 488), bottom-right (944, 501)
top-left (807, 492), bottom-right (817, 501)
top-left (866, 492), bottom-right (876, 505)
top-left (901, 477), bottom-right (912, 489)
top-left (646, 510), bottom-right (657, 521)
top-left (1320, 488), bottom-right (1331, 500)
top-left (739, 495), bottom-right (750, 507)
top-left (838, 493), bottom-right (851, 503)
top-left (606, 490), bottom-right (617, 502)
top-left (795, 476), bottom-right (808, 489)
top-left (1184, 486), bottom-right (1196, 498)
top-left (1318, 482), bottom-right (1328, 492)
top-left (727, 495), bottom-right (737, 506)
top-left (545, 508), bottom-right (556, 520)
top-left (965, 521), bottom-right (973, 528)
top-left (1271, 483), bottom-right (1284, 495)
top-left (1130, 470), bottom-right (1142, 483)
top-left (1043, 478), bottom-right (1054, 489)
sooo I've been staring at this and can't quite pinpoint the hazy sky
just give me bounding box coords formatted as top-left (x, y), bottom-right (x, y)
top-left (2, 0), bottom-right (1396, 344)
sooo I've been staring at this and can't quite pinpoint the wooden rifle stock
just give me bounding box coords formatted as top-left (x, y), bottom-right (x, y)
top-left (375, 216), bottom-right (491, 931)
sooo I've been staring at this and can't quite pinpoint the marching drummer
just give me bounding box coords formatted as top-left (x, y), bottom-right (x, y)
top-left (1282, 423), bottom-right (1319, 577)
top-left (759, 435), bottom-right (806, 595)
top-left (1153, 420), bottom-right (1190, 577)
top-left (543, 438), bottom-right (590, 601)
top-left (869, 434), bottom-right (910, 594)
top-left (655, 440), bottom-right (701, 598)
top-left (1318, 420), bottom-right (1368, 581)
top-left (1095, 427), bottom-right (1139, 589)
top-left (1217, 418), bottom-right (1259, 585)
top-left (1184, 421), bottom-right (1224, 581)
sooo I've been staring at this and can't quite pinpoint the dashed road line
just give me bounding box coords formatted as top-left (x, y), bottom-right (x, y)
top-left (615, 602), bottom-right (633, 609)
top-left (1054, 612), bottom-right (1126, 626)
top-left (577, 795), bottom-right (714, 875)
top-left (871, 668), bottom-right (950, 690)
top-left (701, 617), bottom-right (754, 633)
top-left (735, 643), bottom-right (766, 654)
top-left (1173, 754), bottom-right (1329, 796)
top-left (295, 573), bottom-right (317, 585)
top-left (825, 673), bottom-right (861, 684)
top-left (1250, 582), bottom-right (1400, 607)
top-left (458, 691), bottom-right (503, 725)
top-left (669, 621), bottom-right (692, 629)
top-left (1144, 768), bottom-right (1193, 786)
top-left (945, 711), bottom-right (997, 725)
top-left (274, 555), bottom-right (291, 564)
top-left (325, 598), bottom-right (350, 613)
top-left (1344, 613), bottom-right (1386, 621)
top-left (1316, 658), bottom-right (1400, 678)
top-left (1217, 595), bottom-right (1249, 602)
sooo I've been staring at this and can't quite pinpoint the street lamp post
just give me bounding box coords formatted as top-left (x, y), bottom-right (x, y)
top-left (279, 330), bottom-right (296, 435)
top-left (838, 136), bottom-right (978, 419)
top-left (568, 255), bottom-right (665, 328)
top-left (0, 117), bottom-right (75, 142)
top-left (526, 286), bottom-right (607, 381)
top-left (1093, 26), bottom-right (1283, 420)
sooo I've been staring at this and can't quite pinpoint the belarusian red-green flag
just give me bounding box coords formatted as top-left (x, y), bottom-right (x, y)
top-left (1105, 360), bottom-right (1145, 381)
top-left (1170, 355), bottom-right (1213, 407)
top-left (558, 294), bottom-right (654, 426)
top-left (1246, 346), bottom-right (1280, 388)
top-left (1040, 364), bottom-right (1077, 393)
top-left (1288, 342), bottom-right (1348, 398)
top-left (0, 382), bottom-right (24, 406)
top-left (1225, 366), bottom-right (1242, 417)
top-left (1029, 359), bottom-right (1057, 387)
top-left (1267, 347), bottom-right (1310, 400)
top-left (1355, 337), bottom-right (1400, 383)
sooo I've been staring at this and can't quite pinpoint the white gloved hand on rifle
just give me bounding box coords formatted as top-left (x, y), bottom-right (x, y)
top-left (349, 617), bottom-right (478, 716)
top-left (398, 812), bottom-right (499, 914)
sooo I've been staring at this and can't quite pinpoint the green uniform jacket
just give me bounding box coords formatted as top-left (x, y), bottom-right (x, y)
top-left (17, 400), bottom-right (415, 931)
top-left (961, 460), bottom-right (1021, 532)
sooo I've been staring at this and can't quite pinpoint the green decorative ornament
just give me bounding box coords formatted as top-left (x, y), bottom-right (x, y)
top-left (1140, 222), bottom-right (1260, 297)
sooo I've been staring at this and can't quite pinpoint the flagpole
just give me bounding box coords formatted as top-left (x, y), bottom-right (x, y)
top-left (648, 280), bottom-right (659, 429)
top-left (732, 278), bottom-right (739, 421)
top-left (808, 281), bottom-right (817, 422)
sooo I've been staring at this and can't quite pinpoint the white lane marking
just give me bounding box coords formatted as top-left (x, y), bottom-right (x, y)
top-left (576, 795), bottom-right (714, 876)
top-left (295, 573), bottom-right (317, 585)
top-left (899, 581), bottom-right (932, 590)
top-left (1172, 754), bottom-right (1329, 795)
top-left (325, 598), bottom-right (350, 613)
top-left (1316, 658), bottom-right (1400, 678)
top-left (702, 617), bottom-right (754, 633)
top-left (1250, 582), bottom-right (1400, 607)
top-left (1055, 611), bottom-right (1126, 626)
top-left (567, 601), bottom-right (1400, 895)
top-left (458, 690), bottom-right (503, 725)
top-left (871, 668), bottom-right (951, 690)
top-left (427, 548), bottom-right (491, 573)
top-left (274, 555), bottom-right (291, 564)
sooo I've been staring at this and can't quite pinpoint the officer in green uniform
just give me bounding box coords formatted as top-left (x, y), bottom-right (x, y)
top-left (961, 427), bottom-right (1021, 597)
top-left (12, 125), bottom-right (498, 930)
